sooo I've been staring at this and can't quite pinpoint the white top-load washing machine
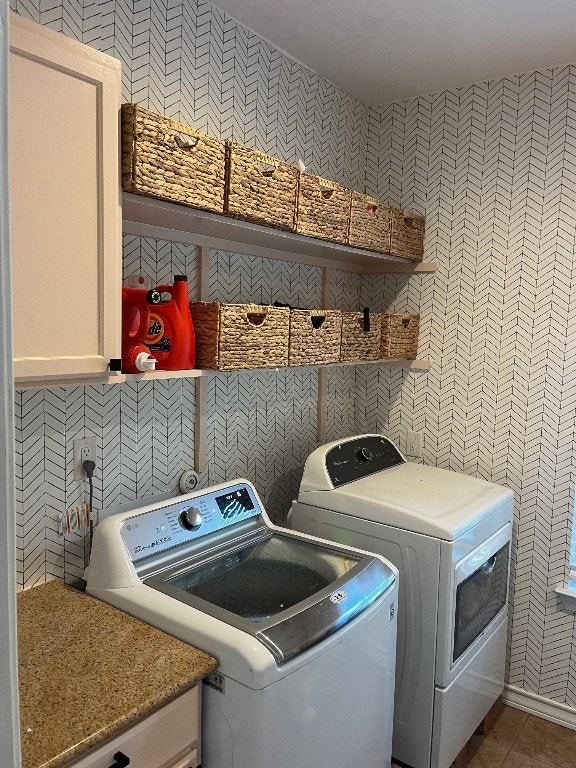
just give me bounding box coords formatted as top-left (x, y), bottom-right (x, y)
top-left (85, 478), bottom-right (399, 768)
top-left (289, 435), bottom-right (514, 768)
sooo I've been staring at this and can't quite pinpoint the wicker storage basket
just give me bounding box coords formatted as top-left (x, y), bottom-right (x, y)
top-left (296, 175), bottom-right (351, 244)
top-left (340, 310), bottom-right (382, 362)
top-left (190, 302), bottom-right (290, 370)
top-left (121, 104), bottom-right (226, 213)
top-left (389, 208), bottom-right (425, 261)
top-left (288, 310), bottom-right (342, 366)
top-left (348, 193), bottom-right (392, 252)
top-left (225, 144), bottom-right (299, 231)
top-left (381, 314), bottom-right (420, 359)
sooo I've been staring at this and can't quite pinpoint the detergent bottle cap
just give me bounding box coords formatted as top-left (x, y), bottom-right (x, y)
top-left (134, 351), bottom-right (157, 372)
top-left (174, 275), bottom-right (187, 282)
top-left (146, 289), bottom-right (162, 305)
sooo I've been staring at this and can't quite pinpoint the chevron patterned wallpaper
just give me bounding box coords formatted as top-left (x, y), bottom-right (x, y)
top-left (10, 0), bottom-right (366, 590)
top-left (10, 0), bottom-right (576, 716)
top-left (365, 72), bottom-right (576, 708)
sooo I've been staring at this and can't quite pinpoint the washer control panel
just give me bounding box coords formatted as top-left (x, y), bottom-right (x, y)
top-left (120, 482), bottom-right (261, 562)
top-left (326, 435), bottom-right (405, 487)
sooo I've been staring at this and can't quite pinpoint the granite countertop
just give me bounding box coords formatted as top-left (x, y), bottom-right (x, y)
top-left (17, 580), bottom-right (217, 768)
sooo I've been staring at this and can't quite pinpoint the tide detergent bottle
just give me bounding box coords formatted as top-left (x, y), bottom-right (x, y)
top-left (121, 284), bottom-right (159, 373)
top-left (144, 275), bottom-right (196, 370)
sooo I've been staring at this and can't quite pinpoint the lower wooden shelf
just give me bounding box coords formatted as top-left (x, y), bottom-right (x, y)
top-left (15, 358), bottom-right (431, 388)
top-left (123, 357), bottom-right (431, 376)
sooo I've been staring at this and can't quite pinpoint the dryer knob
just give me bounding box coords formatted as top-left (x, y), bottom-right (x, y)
top-left (179, 507), bottom-right (203, 531)
top-left (358, 447), bottom-right (373, 462)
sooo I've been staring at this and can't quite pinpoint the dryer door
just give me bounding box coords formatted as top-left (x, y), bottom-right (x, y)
top-left (453, 540), bottom-right (509, 662)
top-left (436, 521), bottom-right (511, 688)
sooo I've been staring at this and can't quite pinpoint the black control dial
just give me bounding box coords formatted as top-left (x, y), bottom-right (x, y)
top-left (357, 447), bottom-right (373, 462)
top-left (178, 507), bottom-right (202, 531)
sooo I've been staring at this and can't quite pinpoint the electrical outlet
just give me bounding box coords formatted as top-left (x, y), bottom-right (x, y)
top-left (73, 437), bottom-right (97, 480)
top-left (406, 431), bottom-right (423, 458)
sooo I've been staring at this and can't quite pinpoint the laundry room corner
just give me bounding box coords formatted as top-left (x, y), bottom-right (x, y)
top-left (8, 0), bottom-right (576, 763)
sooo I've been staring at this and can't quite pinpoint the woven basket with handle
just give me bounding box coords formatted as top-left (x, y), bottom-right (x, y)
top-left (288, 310), bottom-right (342, 366)
top-left (348, 192), bottom-right (392, 253)
top-left (225, 144), bottom-right (299, 231)
top-left (121, 104), bottom-right (226, 213)
top-left (389, 208), bottom-right (425, 261)
top-left (190, 302), bottom-right (290, 370)
top-left (381, 314), bottom-right (420, 359)
top-left (340, 311), bottom-right (382, 361)
top-left (296, 175), bottom-right (351, 244)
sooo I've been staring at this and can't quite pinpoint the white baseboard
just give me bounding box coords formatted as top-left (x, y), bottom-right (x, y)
top-left (504, 685), bottom-right (576, 731)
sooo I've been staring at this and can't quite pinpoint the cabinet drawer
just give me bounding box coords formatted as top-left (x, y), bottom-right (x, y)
top-left (70, 687), bottom-right (199, 768)
top-left (169, 749), bottom-right (198, 768)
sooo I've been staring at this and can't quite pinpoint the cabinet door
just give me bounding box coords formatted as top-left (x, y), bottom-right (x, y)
top-left (70, 687), bottom-right (200, 768)
top-left (9, 13), bottom-right (121, 381)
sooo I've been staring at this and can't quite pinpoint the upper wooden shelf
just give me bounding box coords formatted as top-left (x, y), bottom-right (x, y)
top-left (122, 193), bottom-right (437, 275)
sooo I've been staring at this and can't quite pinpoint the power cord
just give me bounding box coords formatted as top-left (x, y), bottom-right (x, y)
top-left (82, 459), bottom-right (96, 554)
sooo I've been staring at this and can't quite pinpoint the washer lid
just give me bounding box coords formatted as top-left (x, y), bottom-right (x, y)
top-left (298, 435), bottom-right (513, 540)
top-left (145, 530), bottom-right (395, 665)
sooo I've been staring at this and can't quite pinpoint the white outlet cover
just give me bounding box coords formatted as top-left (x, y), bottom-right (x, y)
top-left (73, 437), bottom-right (97, 480)
top-left (406, 431), bottom-right (423, 458)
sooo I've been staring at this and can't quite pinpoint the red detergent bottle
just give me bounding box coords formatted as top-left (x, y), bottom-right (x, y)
top-left (121, 284), bottom-right (160, 373)
top-left (144, 275), bottom-right (196, 370)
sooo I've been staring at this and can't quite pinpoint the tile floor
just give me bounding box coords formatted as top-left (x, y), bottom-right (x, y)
top-left (391, 704), bottom-right (576, 768)
top-left (451, 705), bottom-right (576, 768)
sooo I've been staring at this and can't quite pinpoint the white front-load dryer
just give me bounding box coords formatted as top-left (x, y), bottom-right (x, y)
top-left (289, 434), bottom-right (514, 768)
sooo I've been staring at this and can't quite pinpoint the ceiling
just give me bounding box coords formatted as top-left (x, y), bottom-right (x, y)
top-left (212, 0), bottom-right (576, 105)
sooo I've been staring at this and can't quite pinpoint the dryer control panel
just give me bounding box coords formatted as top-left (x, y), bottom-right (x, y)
top-left (326, 435), bottom-right (405, 487)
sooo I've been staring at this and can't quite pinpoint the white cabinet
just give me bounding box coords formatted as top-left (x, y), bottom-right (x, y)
top-left (69, 687), bottom-right (200, 768)
top-left (9, 13), bottom-right (121, 382)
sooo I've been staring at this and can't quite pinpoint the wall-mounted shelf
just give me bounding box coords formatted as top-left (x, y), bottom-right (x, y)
top-left (122, 193), bottom-right (437, 275)
top-left (14, 368), bottom-right (204, 389)
top-left (18, 189), bottom-right (435, 478)
top-left (14, 358), bottom-right (431, 389)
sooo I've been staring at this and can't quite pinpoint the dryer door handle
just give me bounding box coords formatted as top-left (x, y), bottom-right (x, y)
top-left (481, 556), bottom-right (497, 574)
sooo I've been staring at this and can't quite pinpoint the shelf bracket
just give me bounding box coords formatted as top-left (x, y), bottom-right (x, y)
top-left (316, 267), bottom-right (332, 443)
top-left (197, 244), bottom-right (209, 303)
top-left (317, 368), bottom-right (328, 443)
top-left (194, 245), bottom-right (209, 473)
top-left (194, 376), bottom-right (208, 473)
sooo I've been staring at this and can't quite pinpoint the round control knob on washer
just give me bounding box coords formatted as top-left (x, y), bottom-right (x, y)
top-left (178, 507), bottom-right (203, 531)
top-left (358, 447), bottom-right (373, 462)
